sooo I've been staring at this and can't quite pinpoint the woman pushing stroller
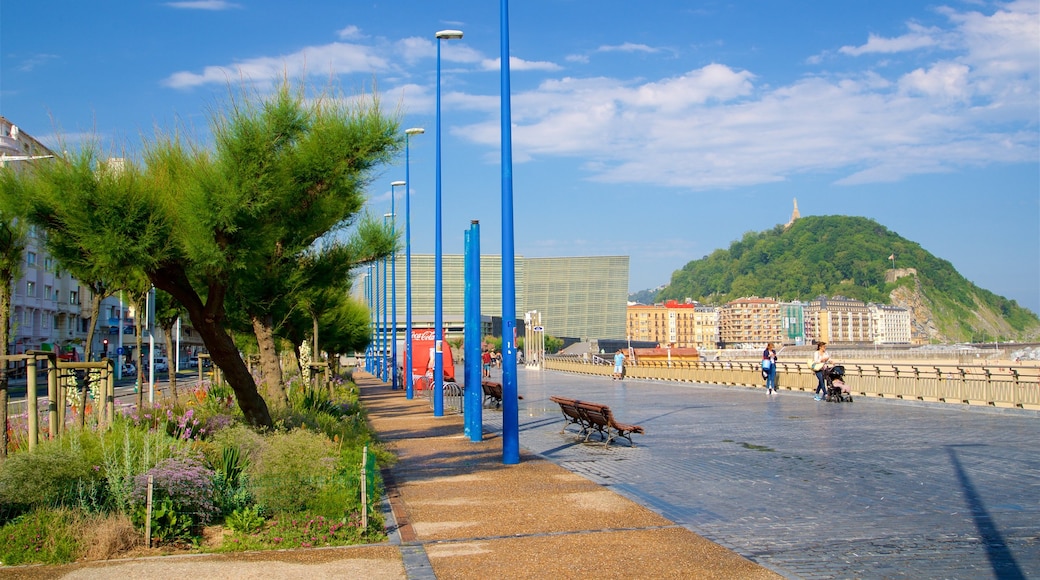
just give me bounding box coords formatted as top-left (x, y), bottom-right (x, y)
top-left (812, 341), bottom-right (831, 401)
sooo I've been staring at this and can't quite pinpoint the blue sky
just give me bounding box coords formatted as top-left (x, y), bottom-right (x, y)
top-left (2, 0), bottom-right (1038, 314)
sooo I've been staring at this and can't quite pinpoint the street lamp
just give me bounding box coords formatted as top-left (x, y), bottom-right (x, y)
top-left (499, 0), bottom-right (520, 464)
top-left (434, 28), bottom-right (463, 417)
top-left (390, 181), bottom-right (405, 390)
top-left (382, 212), bottom-right (393, 382)
top-left (403, 128), bottom-right (424, 399)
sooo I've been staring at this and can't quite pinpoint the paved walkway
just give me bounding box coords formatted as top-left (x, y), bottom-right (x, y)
top-left (480, 367), bottom-right (1039, 579)
top-left (6, 367), bottom-right (1036, 579)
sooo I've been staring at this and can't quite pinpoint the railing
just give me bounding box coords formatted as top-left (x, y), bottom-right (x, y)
top-left (544, 356), bottom-right (1040, 410)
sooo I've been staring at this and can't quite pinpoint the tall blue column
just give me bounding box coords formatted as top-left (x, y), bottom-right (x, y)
top-left (464, 220), bottom-right (482, 441)
top-left (499, 0), bottom-right (520, 464)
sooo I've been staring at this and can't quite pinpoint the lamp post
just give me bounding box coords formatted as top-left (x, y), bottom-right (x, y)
top-left (390, 182), bottom-right (405, 390)
top-left (499, 0), bottom-right (519, 464)
top-left (434, 28), bottom-right (463, 417)
top-left (404, 128), bottom-right (424, 399)
top-left (382, 212), bottom-right (393, 382)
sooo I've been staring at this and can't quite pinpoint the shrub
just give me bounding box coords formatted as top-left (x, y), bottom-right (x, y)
top-left (225, 505), bottom-right (265, 534)
top-left (248, 429), bottom-right (337, 514)
top-left (0, 446), bottom-right (99, 519)
top-left (82, 513), bottom-right (140, 561)
top-left (132, 455), bottom-right (219, 536)
top-left (216, 510), bottom-right (382, 552)
top-left (101, 418), bottom-right (196, 514)
top-left (0, 508), bottom-right (86, 565)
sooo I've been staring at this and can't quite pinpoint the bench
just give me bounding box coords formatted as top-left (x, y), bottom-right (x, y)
top-left (482, 381), bottom-right (503, 408)
top-left (549, 396), bottom-right (645, 447)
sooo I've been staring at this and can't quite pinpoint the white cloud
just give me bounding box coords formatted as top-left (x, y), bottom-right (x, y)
top-left (337, 25), bottom-right (364, 40)
top-left (596, 42), bottom-right (661, 54)
top-left (480, 56), bottom-right (563, 72)
top-left (450, 2), bottom-right (1038, 190)
top-left (839, 23), bottom-right (946, 56)
top-left (163, 42), bottom-right (391, 88)
top-left (165, 0), bottom-right (241, 10)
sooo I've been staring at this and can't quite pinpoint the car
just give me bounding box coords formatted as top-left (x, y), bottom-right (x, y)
top-left (121, 363), bottom-right (136, 376)
top-left (187, 356), bottom-right (199, 368)
top-left (153, 357), bottom-right (169, 373)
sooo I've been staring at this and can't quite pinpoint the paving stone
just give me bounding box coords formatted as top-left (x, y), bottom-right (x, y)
top-left (477, 368), bottom-right (1040, 579)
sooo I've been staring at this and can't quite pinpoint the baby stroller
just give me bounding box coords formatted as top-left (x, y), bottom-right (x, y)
top-left (824, 365), bottom-right (853, 402)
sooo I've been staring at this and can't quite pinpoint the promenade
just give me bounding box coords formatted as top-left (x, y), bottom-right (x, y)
top-left (4, 367), bottom-right (1035, 579)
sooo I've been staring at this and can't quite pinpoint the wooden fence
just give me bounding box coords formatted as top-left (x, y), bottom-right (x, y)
top-left (544, 356), bottom-right (1040, 410)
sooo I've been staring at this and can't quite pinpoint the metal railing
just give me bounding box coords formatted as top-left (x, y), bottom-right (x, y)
top-left (544, 356), bottom-right (1040, 410)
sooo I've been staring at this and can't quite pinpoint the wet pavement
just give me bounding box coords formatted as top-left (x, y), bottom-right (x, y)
top-left (478, 367), bottom-right (1040, 579)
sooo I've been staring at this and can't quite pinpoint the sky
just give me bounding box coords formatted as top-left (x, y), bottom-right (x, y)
top-left (2, 0), bottom-right (1038, 314)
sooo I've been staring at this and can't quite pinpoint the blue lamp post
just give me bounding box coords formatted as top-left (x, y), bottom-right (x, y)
top-left (499, 0), bottom-right (519, 463)
top-left (382, 212), bottom-right (392, 382)
top-left (390, 181), bottom-right (405, 390)
top-left (404, 127), bottom-right (424, 399)
top-left (434, 28), bottom-right (463, 417)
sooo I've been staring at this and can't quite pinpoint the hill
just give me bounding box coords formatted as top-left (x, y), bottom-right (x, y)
top-left (655, 215), bottom-right (1040, 342)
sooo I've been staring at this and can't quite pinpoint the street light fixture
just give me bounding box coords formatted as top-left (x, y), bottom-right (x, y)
top-left (403, 128), bottom-right (424, 399)
top-left (390, 181), bottom-right (405, 390)
top-left (382, 212), bottom-right (393, 382)
top-left (499, 0), bottom-right (520, 464)
top-left (434, 28), bottom-right (463, 417)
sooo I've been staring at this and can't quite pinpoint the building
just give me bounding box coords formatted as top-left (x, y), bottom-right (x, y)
top-left (779, 301), bottom-right (806, 345)
top-left (869, 303), bottom-right (912, 345)
top-left (626, 300), bottom-right (719, 351)
top-left (362, 254), bottom-right (629, 343)
top-left (718, 297), bottom-right (782, 348)
top-left (805, 295), bottom-right (872, 344)
top-left (2, 118), bottom-right (203, 368)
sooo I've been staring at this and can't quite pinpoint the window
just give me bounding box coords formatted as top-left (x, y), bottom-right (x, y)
top-left (27, 281), bottom-right (35, 297)
top-left (44, 257), bottom-right (53, 272)
top-left (70, 290), bottom-right (78, 305)
top-left (26, 252), bottom-right (36, 267)
top-left (44, 285), bottom-right (52, 301)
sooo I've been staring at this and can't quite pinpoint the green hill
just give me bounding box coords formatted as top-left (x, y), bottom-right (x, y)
top-left (656, 215), bottom-right (1039, 342)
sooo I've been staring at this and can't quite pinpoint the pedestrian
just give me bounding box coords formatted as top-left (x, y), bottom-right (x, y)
top-left (482, 349), bottom-right (492, 378)
top-left (762, 342), bottom-right (778, 395)
top-left (812, 341), bottom-right (831, 400)
top-left (613, 349), bottom-right (625, 380)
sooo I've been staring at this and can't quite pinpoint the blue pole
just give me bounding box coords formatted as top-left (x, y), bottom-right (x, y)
top-left (433, 29), bottom-right (463, 416)
top-left (365, 267), bottom-right (372, 373)
top-left (382, 246), bottom-right (388, 382)
top-left (434, 34), bottom-right (445, 416)
top-left (390, 186), bottom-right (400, 390)
top-left (404, 129), bottom-right (423, 399)
top-left (465, 220), bottom-right (482, 442)
top-left (500, 0), bottom-right (520, 464)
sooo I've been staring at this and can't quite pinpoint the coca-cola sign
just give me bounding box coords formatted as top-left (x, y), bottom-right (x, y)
top-left (411, 328), bottom-right (445, 341)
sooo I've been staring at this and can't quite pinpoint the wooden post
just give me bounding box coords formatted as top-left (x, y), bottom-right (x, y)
top-left (145, 474), bottom-right (154, 548)
top-left (26, 353), bottom-right (38, 451)
top-left (48, 357), bottom-right (59, 440)
top-left (361, 445), bottom-right (368, 530)
top-left (106, 359), bottom-right (115, 427)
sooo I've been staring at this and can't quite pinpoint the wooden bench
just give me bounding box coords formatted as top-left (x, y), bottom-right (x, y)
top-left (482, 381), bottom-right (503, 408)
top-left (549, 396), bottom-right (645, 447)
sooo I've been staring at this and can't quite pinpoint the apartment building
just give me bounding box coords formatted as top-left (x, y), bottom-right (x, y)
top-left (626, 300), bottom-right (718, 351)
top-left (718, 297), bottom-right (782, 348)
top-left (869, 303), bottom-right (912, 345)
top-left (805, 295), bottom-right (873, 344)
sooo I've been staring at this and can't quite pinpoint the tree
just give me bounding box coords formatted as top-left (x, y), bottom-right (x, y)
top-left (0, 170), bottom-right (28, 459)
top-left (153, 289), bottom-right (185, 403)
top-left (7, 82), bottom-right (400, 428)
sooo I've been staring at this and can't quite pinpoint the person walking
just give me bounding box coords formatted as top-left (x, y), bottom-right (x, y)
top-left (613, 349), bottom-right (626, 380)
top-left (812, 341), bottom-right (831, 400)
top-left (482, 348), bottom-right (493, 378)
top-left (762, 342), bottom-right (778, 395)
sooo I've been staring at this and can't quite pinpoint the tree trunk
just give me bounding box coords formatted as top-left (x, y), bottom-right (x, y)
top-left (0, 272), bottom-right (11, 461)
top-left (251, 314), bottom-right (287, 408)
top-left (131, 295), bottom-right (145, 411)
top-left (162, 323), bottom-right (178, 403)
top-left (149, 265), bottom-right (272, 428)
top-left (79, 292), bottom-right (104, 428)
